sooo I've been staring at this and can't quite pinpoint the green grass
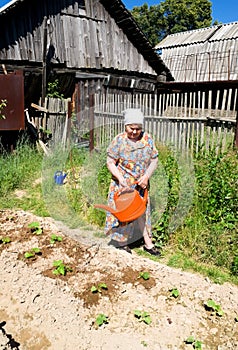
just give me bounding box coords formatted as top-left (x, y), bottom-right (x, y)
top-left (0, 139), bottom-right (48, 216)
top-left (164, 251), bottom-right (238, 285)
top-left (0, 137), bottom-right (237, 285)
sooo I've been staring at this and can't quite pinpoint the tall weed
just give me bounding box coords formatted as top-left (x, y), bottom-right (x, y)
top-left (0, 139), bottom-right (42, 197)
top-left (160, 147), bottom-right (238, 277)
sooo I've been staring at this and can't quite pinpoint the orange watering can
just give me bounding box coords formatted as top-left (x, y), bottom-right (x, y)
top-left (94, 186), bottom-right (148, 223)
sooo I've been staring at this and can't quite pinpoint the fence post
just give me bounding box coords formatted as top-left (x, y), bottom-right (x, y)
top-left (234, 110), bottom-right (238, 148)
top-left (42, 17), bottom-right (48, 105)
top-left (89, 80), bottom-right (95, 152)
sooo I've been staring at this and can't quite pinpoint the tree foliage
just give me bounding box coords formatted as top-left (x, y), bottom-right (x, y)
top-left (131, 0), bottom-right (213, 46)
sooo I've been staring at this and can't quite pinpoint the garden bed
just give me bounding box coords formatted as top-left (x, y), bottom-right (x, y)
top-left (0, 209), bottom-right (237, 350)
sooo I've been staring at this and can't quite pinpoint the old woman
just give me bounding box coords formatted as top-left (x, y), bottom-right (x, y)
top-left (105, 108), bottom-right (160, 255)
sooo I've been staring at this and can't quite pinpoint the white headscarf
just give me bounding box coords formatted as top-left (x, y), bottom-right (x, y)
top-left (123, 108), bottom-right (144, 126)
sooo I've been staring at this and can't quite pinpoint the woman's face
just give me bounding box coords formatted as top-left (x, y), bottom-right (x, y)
top-left (125, 124), bottom-right (142, 140)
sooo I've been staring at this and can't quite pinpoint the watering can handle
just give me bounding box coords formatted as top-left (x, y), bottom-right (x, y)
top-left (114, 181), bottom-right (148, 203)
top-left (134, 181), bottom-right (149, 204)
top-left (114, 181), bottom-right (139, 199)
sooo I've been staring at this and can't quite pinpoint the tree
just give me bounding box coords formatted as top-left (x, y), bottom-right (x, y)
top-left (131, 0), bottom-right (213, 46)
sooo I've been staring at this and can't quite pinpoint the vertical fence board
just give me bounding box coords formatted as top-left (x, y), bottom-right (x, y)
top-left (221, 89), bottom-right (227, 118)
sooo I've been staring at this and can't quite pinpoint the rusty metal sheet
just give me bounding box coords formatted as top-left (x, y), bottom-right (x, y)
top-left (0, 70), bottom-right (24, 130)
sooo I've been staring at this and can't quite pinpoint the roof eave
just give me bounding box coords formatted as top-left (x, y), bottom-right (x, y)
top-left (99, 0), bottom-right (174, 80)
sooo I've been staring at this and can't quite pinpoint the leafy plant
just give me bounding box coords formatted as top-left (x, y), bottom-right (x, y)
top-left (138, 271), bottom-right (150, 280)
top-left (204, 299), bottom-right (224, 316)
top-left (170, 288), bottom-right (180, 298)
top-left (152, 148), bottom-right (180, 247)
top-left (50, 234), bottom-right (63, 244)
top-left (141, 340), bottom-right (148, 347)
top-left (95, 313), bottom-right (108, 327)
top-left (194, 341), bottom-right (202, 349)
top-left (0, 99), bottom-right (7, 119)
top-left (134, 310), bottom-right (152, 325)
top-left (24, 247), bottom-right (41, 259)
top-left (161, 148), bottom-right (238, 280)
top-left (0, 236), bottom-right (11, 244)
top-left (52, 260), bottom-right (72, 276)
top-left (231, 256), bottom-right (238, 276)
top-left (185, 336), bottom-right (203, 349)
top-left (28, 221), bottom-right (43, 235)
top-left (47, 79), bottom-right (64, 99)
top-left (91, 283), bottom-right (108, 293)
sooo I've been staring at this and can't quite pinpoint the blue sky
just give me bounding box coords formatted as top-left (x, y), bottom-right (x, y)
top-left (0, 0), bottom-right (237, 24)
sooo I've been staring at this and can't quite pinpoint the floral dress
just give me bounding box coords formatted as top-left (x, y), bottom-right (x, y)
top-left (105, 131), bottom-right (158, 244)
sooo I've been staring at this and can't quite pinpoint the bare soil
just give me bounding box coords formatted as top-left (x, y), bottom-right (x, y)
top-left (0, 209), bottom-right (237, 350)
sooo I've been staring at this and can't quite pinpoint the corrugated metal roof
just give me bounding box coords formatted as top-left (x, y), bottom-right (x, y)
top-left (156, 22), bottom-right (238, 49)
top-left (210, 22), bottom-right (238, 41)
top-left (155, 22), bottom-right (238, 82)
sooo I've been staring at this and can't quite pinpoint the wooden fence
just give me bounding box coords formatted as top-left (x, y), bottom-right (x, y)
top-left (93, 111), bottom-right (235, 153)
top-left (29, 97), bottom-right (71, 146)
top-left (93, 86), bottom-right (237, 153)
top-left (29, 87), bottom-right (237, 154)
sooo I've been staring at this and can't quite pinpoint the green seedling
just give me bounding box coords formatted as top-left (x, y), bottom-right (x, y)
top-left (235, 317), bottom-right (238, 322)
top-left (141, 340), bottom-right (148, 347)
top-left (185, 336), bottom-right (202, 349)
top-left (28, 221), bottom-right (43, 235)
top-left (138, 271), bottom-right (150, 280)
top-left (194, 341), bottom-right (203, 350)
top-left (0, 237), bottom-right (11, 244)
top-left (24, 247), bottom-right (41, 259)
top-left (170, 288), bottom-right (180, 298)
top-left (50, 234), bottom-right (63, 244)
top-left (134, 310), bottom-right (152, 325)
top-left (95, 313), bottom-right (108, 327)
top-left (91, 283), bottom-right (108, 293)
top-left (52, 260), bottom-right (72, 276)
top-left (204, 299), bottom-right (224, 317)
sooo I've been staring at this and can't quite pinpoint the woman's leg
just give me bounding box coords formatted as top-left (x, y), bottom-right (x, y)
top-left (138, 209), bottom-right (160, 256)
top-left (143, 227), bottom-right (154, 249)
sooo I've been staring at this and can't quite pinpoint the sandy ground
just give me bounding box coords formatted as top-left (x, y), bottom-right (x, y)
top-left (0, 209), bottom-right (237, 350)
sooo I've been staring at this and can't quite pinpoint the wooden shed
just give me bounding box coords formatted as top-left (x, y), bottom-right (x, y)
top-left (0, 0), bottom-right (173, 122)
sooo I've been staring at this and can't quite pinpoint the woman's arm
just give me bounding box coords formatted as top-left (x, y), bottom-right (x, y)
top-left (138, 157), bottom-right (158, 188)
top-left (106, 156), bottom-right (127, 187)
top-left (145, 157), bottom-right (158, 178)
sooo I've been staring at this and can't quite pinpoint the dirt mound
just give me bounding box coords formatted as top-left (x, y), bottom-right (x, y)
top-left (0, 209), bottom-right (237, 350)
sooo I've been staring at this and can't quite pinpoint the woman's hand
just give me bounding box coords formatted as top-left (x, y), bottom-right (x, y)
top-left (138, 174), bottom-right (149, 189)
top-left (118, 177), bottom-right (128, 188)
top-left (107, 156), bottom-right (128, 188)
